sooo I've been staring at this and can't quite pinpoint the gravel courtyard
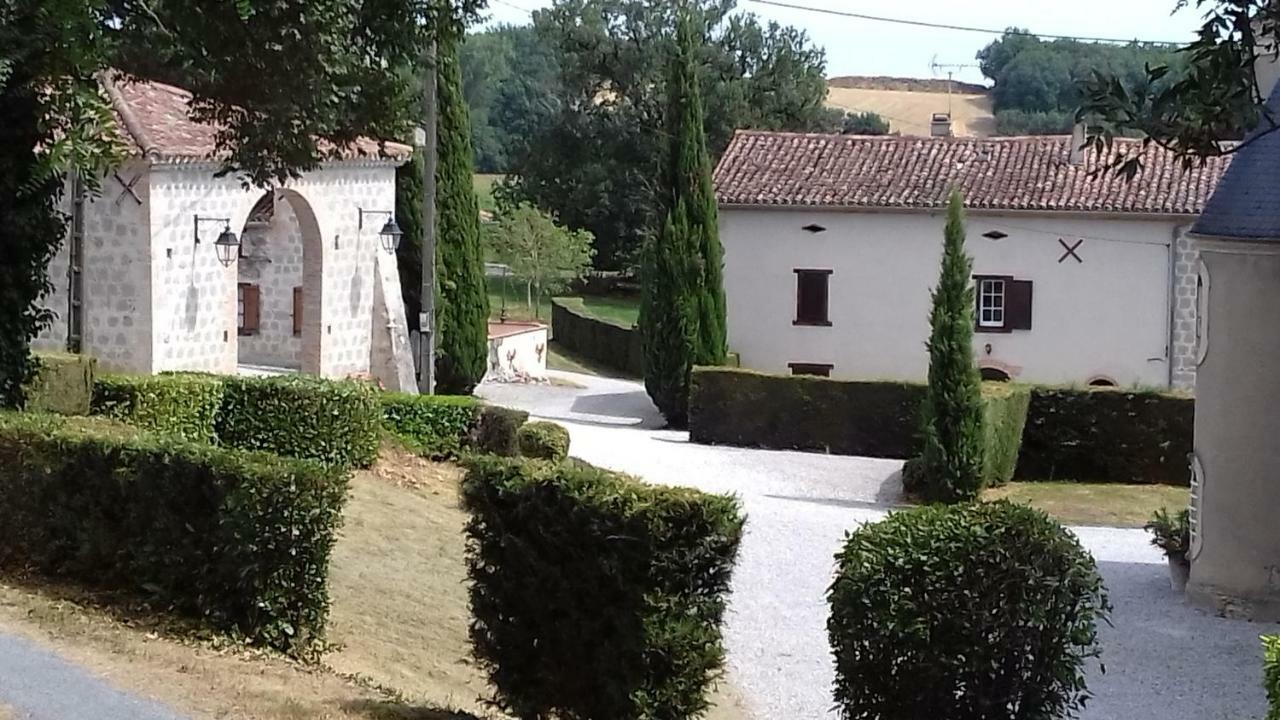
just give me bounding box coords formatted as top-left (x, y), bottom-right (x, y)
top-left (479, 371), bottom-right (1271, 720)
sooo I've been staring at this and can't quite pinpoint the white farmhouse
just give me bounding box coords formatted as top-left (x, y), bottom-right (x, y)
top-left (33, 75), bottom-right (418, 390)
top-left (713, 131), bottom-right (1229, 389)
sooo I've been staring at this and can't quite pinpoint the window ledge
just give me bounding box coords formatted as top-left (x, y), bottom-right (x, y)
top-left (793, 319), bottom-right (832, 327)
top-left (975, 326), bottom-right (1014, 334)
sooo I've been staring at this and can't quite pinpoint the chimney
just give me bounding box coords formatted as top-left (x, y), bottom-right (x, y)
top-left (930, 112), bottom-right (953, 137)
top-left (1069, 122), bottom-right (1086, 165)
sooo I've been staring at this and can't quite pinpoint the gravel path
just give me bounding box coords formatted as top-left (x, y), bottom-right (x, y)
top-left (479, 372), bottom-right (1272, 720)
top-left (0, 632), bottom-right (185, 720)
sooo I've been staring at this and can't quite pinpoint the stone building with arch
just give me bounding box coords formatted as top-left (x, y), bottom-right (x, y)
top-left (34, 75), bottom-right (418, 391)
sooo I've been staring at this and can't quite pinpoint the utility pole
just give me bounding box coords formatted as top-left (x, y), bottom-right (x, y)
top-left (417, 37), bottom-right (438, 395)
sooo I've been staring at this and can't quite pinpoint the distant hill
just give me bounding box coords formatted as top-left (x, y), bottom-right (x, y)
top-left (826, 76), bottom-right (995, 138)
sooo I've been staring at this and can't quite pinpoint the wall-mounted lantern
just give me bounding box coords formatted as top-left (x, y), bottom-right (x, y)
top-left (194, 215), bottom-right (240, 267)
top-left (358, 208), bottom-right (403, 254)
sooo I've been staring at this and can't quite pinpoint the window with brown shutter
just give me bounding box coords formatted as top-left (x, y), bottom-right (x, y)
top-left (794, 269), bottom-right (832, 326)
top-left (974, 275), bottom-right (1032, 333)
top-left (789, 362), bottom-right (833, 377)
top-left (238, 283), bottom-right (261, 336)
top-left (292, 286), bottom-right (303, 337)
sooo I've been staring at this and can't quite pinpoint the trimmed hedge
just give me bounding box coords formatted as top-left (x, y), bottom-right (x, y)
top-left (1014, 387), bottom-right (1194, 485)
top-left (829, 501), bottom-right (1110, 719)
top-left (381, 392), bottom-right (482, 458)
top-left (470, 404), bottom-right (529, 457)
top-left (689, 367), bottom-right (925, 459)
top-left (980, 383), bottom-right (1032, 486)
top-left (462, 456), bottom-right (744, 720)
top-left (1265, 635), bottom-right (1280, 720)
top-left (0, 412), bottom-right (348, 657)
top-left (517, 421), bottom-right (570, 461)
top-left (551, 298), bottom-right (642, 376)
top-left (25, 352), bottom-right (96, 415)
top-left (217, 375), bottom-right (380, 468)
top-left (92, 373), bottom-right (225, 443)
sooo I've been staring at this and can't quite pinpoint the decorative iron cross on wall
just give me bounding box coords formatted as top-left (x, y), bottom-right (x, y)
top-left (1058, 238), bottom-right (1083, 263)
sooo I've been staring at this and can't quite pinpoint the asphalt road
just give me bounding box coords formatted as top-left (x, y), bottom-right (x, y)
top-left (479, 371), bottom-right (1272, 720)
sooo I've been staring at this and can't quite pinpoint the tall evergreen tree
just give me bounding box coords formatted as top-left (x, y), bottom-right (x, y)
top-left (667, 9), bottom-right (727, 366)
top-left (641, 7), bottom-right (721, 426)
top-left (395, 149), bottom-right (424, 332)
top-left (917, 191), bottom-right (986, 503)
top-left (434, 24), bottom-right (490, 394)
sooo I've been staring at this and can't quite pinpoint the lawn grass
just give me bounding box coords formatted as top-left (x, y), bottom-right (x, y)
top-left (0, 442), bottom-right (749, 720)
top-left (486, 280), bottom-right (641, 330)
top-left (984, 481), bottom-right (1189, 528)
top-left (473, 174), bottom-right (503, 214)
top-left (552, 294), bottom-right (640, 328)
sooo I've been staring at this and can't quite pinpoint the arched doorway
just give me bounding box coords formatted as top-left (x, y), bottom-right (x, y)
top-left (234, 190), bottom-right (324, 374)
top-left (980, 366), bottom-right (1011, 382)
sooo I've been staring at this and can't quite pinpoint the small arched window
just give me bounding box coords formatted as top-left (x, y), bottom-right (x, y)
top-left (1087, 376), bottom-right (1118, 388)
top-left (1196, 260), bottom-right (1211, 366)
top-left (980, 367), bottom-right (1011, 382)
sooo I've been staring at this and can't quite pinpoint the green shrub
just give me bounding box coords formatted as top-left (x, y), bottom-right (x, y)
top-left (1145, 507), bottom-right (1191, 558)
top-left (828, 501), bottom-right (1110, 720)
top-left (462, 456), bottom-right (744, 720)
top-left (381, 392), bottom-right (481, 458)
top-left (979, 383), bottom-right (1031, 486)
top-left (468, 404), bottom-right (529, 456)
top-left (689, 367), bottom-right (926, 458)
top-left (216, 375), bottom-right (380, 468)
top-left (552, 298), bottom-right (643, 376)
top-left (24, 352), bottom-right (96, 415)
top-left (92, 373), bottom-right (224, 443)
top-left (1015, 386), bottom-right (1194, 485)
top-left (1264, 635), bottom-right (1280, 720)
top-left (0, 412), bottom-right (348, 657)
top-left (516, 421), bottom-right (570, 460)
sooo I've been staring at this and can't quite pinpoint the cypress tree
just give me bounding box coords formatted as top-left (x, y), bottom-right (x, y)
top-left (667, 9), bottom-right (726, 366)
top-left (917, 190), bottom-right (986, 503)
top-left (434, 26), bottom-right (490, 395)
top-left (395, 149), bottom-right (424, 332)
top-left (640, 7), bottom-right (724, 425)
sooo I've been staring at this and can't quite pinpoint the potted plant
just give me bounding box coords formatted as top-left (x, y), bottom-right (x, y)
top-left (1145, 507), bottom-right (1191, 592)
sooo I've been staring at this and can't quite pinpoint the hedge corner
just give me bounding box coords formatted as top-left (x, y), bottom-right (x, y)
top-left (25, 351), bottom-right (96, 415)
top-left (980, 382), bottom-right (1031, 487)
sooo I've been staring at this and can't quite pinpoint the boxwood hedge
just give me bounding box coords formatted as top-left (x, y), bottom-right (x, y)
top-left (381, 392), bottom-right (481, 458)
top-left (979, 383), bottom-right (1031, 487)
top-left (462, 456), bottom-right (744, 720)
top-left (829, 501), bottom-right (1110, 720)
top-left (92, 373), bottom-right (225, 443)
top-left (215, 375), bottom-right (380, 468)
top-left (0, 412), bottom-right (348, 657)
top-left (24, 352), bottom-right (96, 415)
top-left (516, 421), bottom-right (570, 461)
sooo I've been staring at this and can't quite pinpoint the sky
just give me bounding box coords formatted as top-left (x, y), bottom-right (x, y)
top-left (480, 0), bottom-right (1208, 84)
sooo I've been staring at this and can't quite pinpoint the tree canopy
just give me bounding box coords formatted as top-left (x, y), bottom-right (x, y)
top-left (496, 0), bottom-right (835, 270)
top-left (978, 29), bottom-right (1184, 136)
top-left (460, 24), bottom-right (559, 174)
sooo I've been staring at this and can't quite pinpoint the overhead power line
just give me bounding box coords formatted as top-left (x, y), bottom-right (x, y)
top-left (491, 0), bottom-right (533, 16)
top-left (744, 0), bottom-right (1184, 45)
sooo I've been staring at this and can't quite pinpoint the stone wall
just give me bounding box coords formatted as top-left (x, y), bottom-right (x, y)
top-left (36, 163), bottom-right (153, 373)
top-left (1170, 229), bottom-right (1200, 390)
top-left (147, 161), bottom-right (400, 378)
top-left (238, 197), bottom-right (304, 368)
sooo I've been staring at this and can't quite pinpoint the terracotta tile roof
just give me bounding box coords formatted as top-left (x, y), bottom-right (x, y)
top-left (714, 130), bottom-right (1230, 215)
top-left (101, 73), bottom-right (412, 163)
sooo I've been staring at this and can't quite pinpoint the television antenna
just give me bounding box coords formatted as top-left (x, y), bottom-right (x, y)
top-left (929, 56), bottom-right (981, 117)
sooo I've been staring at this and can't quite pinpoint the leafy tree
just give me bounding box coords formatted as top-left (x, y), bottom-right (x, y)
top-left (977, 29), bottom-right (1184, 136)
top-left (460, 24), bottom-right (559, 173)
top-left (434, 21), bottom-right (491, 395)
top-left (840, 111), bottom-right (891, 135)
top-left (487, 203), bottom-right (594, 317)
top-left (917, 191), bottom-right (985, 503)
top-left (0, 0), bottom-right (482, 407)
top-left (1079, 0), bottom-right (1271, 175)
top-left (395, 149), bottom-right (425, 332)
top-left (503, 0), bottom-right (835, 270)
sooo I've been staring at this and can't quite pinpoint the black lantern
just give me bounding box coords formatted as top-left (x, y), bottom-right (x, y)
top-left (359, 208), bottom-right (402, 254)
top-left (378, 218), bottom-right (403, 253)
top-left (194, 215), bottom-right (239, 267)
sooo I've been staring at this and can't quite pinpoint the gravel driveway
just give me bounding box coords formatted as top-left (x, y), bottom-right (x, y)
top-left (479, 371), bottom-right (1272, 720)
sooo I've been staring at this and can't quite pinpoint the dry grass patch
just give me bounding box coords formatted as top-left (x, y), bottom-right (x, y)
top-left (0, 443), bottom-right (750, 720)
top-left (984, 482), bottom-right (1189, 527)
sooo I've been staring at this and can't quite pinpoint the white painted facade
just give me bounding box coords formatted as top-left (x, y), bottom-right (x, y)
top-left (721, 207), bottom-right (1198, 389)
top-left (35, 159), bottom-right (417, 390)
top-left (483, 323), bottom-right (549, 383)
